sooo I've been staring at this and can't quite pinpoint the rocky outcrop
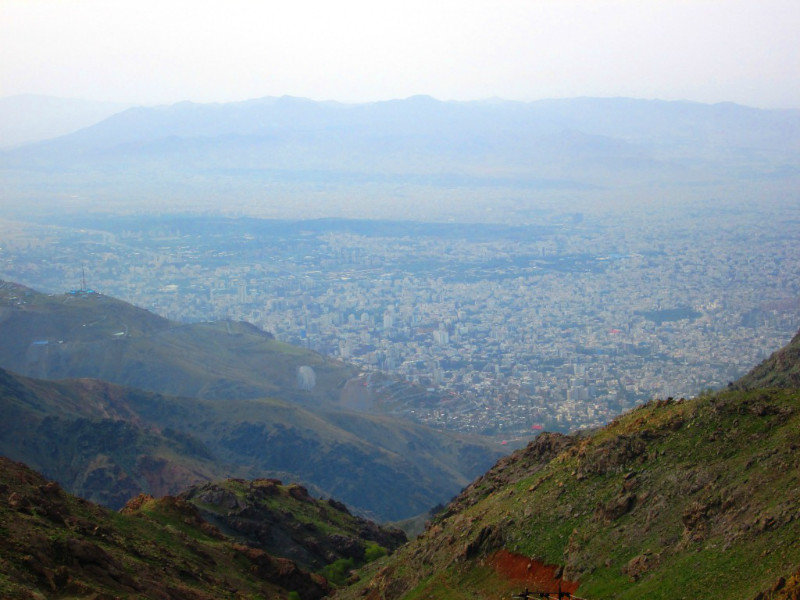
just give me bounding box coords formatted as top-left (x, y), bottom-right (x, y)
top-left (753, 567), bottom-right (800, 600)
top-left (181, 479), bottom-right (406, 571)
top-left (234, 545), bottom-right (330, 599)
top-left (0, 457), bottom-right (331, 599)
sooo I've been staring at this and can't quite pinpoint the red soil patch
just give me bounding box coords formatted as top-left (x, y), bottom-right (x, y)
top-left (489, 549), bottom-right (580, 595)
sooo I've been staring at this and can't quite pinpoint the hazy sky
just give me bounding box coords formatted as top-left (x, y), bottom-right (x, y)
top-left (1, 0), bottom-right (798, 108)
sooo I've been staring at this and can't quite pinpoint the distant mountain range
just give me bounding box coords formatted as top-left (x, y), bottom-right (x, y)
top-left (337, 328), bottom-right (800, 599)
top-left (0, 94), bottom-right (130, 148)
top-left (0, 280), bottom-right (503, 520)
top-left (2, 95), bottom-right (798, 217)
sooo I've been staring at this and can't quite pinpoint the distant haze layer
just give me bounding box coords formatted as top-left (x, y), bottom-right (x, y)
top-left (0, 95), bottom-right (798, 222)
top-left (1, 1), bottom-right (798, 108)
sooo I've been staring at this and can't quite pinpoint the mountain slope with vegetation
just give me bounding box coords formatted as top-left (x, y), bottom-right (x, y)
top-left (0, 280), bottom-right (357, 405)
top-left (0, 456), bottom-right (330, 600)
top-left (0, 278), bottom-right (471, 420)
top-left (337, 330), bottom-right (800, 599)
top-left (0, 364), bottom-right (501, 520)
top-left (180, 478), bottom-right (406, 572)
top-left (0, 279), bottom-right (504, 519)
top-left (737, 329), bottom-right (800, 390)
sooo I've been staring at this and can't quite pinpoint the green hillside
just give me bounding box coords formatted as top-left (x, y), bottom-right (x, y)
top-left (0, 367), bottom-right (221, 507)
top-left (0, 366), bottom-right (501, 520)
top-left (0, 456), bottom-right (330, 600)
top-left (336, 331), bottom-right (800, 599)
top-left (0, 280), bottom-right (356, 405)
top-left (0, 280), bottom-right (461, 414)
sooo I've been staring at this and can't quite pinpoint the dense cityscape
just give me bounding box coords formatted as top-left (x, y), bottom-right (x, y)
top-left (1, 202), bottom-right (798, 437)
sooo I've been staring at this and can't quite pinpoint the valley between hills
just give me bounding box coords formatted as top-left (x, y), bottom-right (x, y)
top-left (0, 280), bottom-right (503, 522)
top-left (0, 274), bottom-right (798, 598)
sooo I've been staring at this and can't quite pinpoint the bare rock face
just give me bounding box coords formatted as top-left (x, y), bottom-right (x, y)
top-left (120, 492), bottom-right (155, 514)
top-left (577, 432), bottom-right (649, 477)
top-left (596, 492), bottom-right (637, 522)
top-left (622, 552), bottom-right (658, 582)
top-left (289, 483), bottom-right (312, 502)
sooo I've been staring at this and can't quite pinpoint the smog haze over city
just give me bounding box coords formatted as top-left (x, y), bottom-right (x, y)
top-left (1, 0), bottom-right (799, 438)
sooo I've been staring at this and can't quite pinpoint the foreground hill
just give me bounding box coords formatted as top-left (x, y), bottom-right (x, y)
top-left (0, 456), bottom-right (330, 599)
top-left (0, 366), bottom-right (220, 508)
top-left (180, 478), bottom-right (406, 572)
top-left (337, 332), bottom-right (800, 599)
top-left (0, 365), bottom-right (500, 520)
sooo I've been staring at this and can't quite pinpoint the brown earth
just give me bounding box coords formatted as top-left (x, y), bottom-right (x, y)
top-left (490, 549), bottom-right (580, 595)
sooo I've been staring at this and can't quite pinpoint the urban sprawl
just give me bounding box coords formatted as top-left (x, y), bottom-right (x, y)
top-left (1, 204), bottom-right (797, 437)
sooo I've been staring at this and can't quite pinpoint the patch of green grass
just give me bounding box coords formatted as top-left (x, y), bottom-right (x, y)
top-left (364, 542), bottom-right (388, 563)
top-left (321, 557), bottom-right (356, 586)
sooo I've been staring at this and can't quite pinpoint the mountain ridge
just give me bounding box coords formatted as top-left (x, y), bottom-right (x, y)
top-left (736, 329), bottom-right (800, 390)
top-left (0, 362), bottom-right (502, 520)
top-left (3, 96), bottom-right (798, 220)
top-left (0, 94), bottom-right (130, 148)
top-left (12, 95), bottom-right (798, 169)
top-left (0, 279), bottom-right (356, 405)
top-left (0, 280), bottom-right (504, 520)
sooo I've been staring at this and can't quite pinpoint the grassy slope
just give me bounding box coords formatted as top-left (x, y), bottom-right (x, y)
top-left (0, 457), bottom-right (329, 600)
top-left (121, 391), bottom-right (501, 521)
top-left (337, 388), bottom-right (800, 598)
